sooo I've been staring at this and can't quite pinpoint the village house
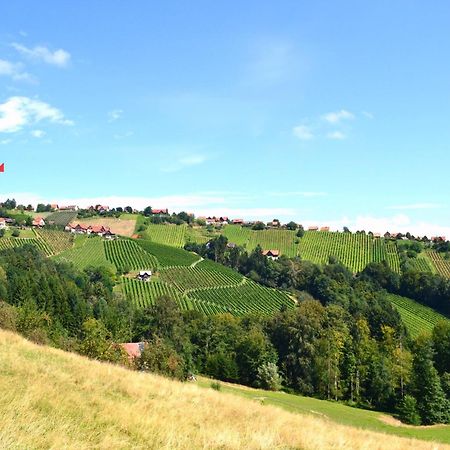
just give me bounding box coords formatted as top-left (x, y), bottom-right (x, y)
top-left (0, 218), bottom-right (6, 229)
top-left (262, 249), bottom-right (280, 260)
top-left (59, 205), bottom-right (78, 211)
top-left (152, 208), bottom-right (168, 215)
top-left (205, 216), bottom-right (229, 226)
top-left (120, 342), bottom-right (145, 360)
top-left (65, 223), bottom-right (116, 239)
top-left (308, 226), bottom-right (319, 231)
top-left (136, 270), bottom-right (152, 281)
top-left (95, 205), bottom-right (110, 214)
top-left (50, 204), bottom-right (59, 210)
top-left (232, 218), bottom-right (244, 225)
top-left (271, 219), bottom-right (281, 228)
top-left (32, 217), bottom-right (46, 227)
top-left (320, 226), bottom-right (330, 232)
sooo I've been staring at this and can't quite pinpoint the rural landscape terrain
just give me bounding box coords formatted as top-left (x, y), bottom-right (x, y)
top-left (2, 2), bottom-right (450, 448)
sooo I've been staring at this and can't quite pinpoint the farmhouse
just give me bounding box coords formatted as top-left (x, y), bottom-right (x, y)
top-left (308, 226), bottom-right (319, 231)
top-left (0, 218), bottom-right (6, 229)
top-left (262, 249), bottom-right (280, 260)
top-left (50, 204), bottom-right (59, 210)
top-left (152, 208), bottom-right (168, 215)
top-left (32, 217), bottom-right (46, 227)
top-left (205, 216), bottom-right (229, 226)
top-left (232, 218), bottom-right (244, 225)
top-left (136, 270), bottom-right (152, 281)
top-left (65, 223), bottom-right (116, 239)
top-left (103, 230), bottom-right (116, 240)
top-left (320, 226), bottom-right (330, 232)
top-left (59, 205), bottom-right (78, 211)
top-left (271, 219), bottom-right (281, 227)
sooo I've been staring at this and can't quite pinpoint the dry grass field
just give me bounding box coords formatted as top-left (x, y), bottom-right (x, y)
top-left (0, 330), bottom-right (447, 450)
top-left (69, 217), bottom-right (137, 236)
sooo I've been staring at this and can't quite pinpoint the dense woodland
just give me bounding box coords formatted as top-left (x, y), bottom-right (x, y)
top-left (0, 244), bottom-right (449, 425)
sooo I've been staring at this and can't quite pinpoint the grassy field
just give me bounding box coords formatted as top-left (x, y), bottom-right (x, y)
top-left (388, 294), bottom-right (449, 338)
top-left (45, 210), bottom-right (78, 226)
top-left (135, 239), bottom-right (201, 267)
top-left (196, 376), bottom-right (450, 445)
top-left (0, 330), bottom-right (445, 449)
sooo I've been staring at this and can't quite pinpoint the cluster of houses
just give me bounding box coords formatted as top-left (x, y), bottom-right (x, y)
top-left (64, 223), bottom-right (116, 239)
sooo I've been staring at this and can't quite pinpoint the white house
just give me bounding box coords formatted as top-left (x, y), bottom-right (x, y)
top-left (136, 270), bottom-right (152, 281)
top-left (0, 218), bottom-right (6, 229)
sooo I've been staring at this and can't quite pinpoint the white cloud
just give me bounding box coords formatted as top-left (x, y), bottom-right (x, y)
top-left (0, 59), bottom-right (33, 82)
top-left (327, 131), bottom-right (346, 140)
top-left (0, 96), bottom-right (73, 133)
top-left (12, 43), bottom-right (71, 67)
top-left (322, 109), bottom-right (354, 124)
top-left (31, 129), bottom-right (45, 138)
top-left (293, 124), bottom-right (314, 140)
top-left (161, 154), bottom-right (208, 172)
top-left (388, 203), bottom-right (442, 211)
top-left (108, 109), bottom-right (123, 122)
top-left (0, 139), bottom-right (12, 145)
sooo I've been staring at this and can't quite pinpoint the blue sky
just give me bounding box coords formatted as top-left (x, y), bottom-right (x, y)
top-left (0, 1), bottom-right (449, 235)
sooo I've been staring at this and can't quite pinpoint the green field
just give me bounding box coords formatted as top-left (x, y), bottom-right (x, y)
top-left (196, 376), bottom-right (450, 444)
top-left (388, 294), bottom-right (449, 338)
top-left (33, 229), bottom-right (74, 254)
top-left (0, 236), bottom-right (52, 256)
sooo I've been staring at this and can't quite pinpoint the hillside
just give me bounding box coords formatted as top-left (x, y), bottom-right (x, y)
top-left (0, 329), bottom-right (447, 450)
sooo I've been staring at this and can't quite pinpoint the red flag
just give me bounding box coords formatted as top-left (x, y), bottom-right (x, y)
top-left (0, 163), bottom-right (4, 173)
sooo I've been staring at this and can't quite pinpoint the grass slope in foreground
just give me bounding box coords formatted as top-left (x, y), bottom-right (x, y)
top-left (388, 294), bottom-right (449, 338)
top-left (0, 330), bottom-right (445, 450)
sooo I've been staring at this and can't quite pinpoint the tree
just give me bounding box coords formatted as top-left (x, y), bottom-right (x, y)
top-left (286, 221), bottom-right (297, 231)
top-left (124, 206), bottom-right (133, 214)
top-left (412, 335), bottom-right (450, 424)
top-left (143, 206), bottom-right (152, 216)
top-left (252, 221), bottom-right (265, 231)
top-left (397, 395), bottom-right (421, 425)
top-left (432, 321), bottom-right (450, 375)
top-left (296, 225), bottom-right (305, 238)
top-left (256, 362), bottom-right (282, 391)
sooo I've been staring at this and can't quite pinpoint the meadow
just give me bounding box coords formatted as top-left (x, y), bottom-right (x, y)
top-left (0, 330), bottom-right (446, 449)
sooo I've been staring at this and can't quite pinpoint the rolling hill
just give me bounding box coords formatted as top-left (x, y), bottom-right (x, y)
top-left (0, 329), bottom-right (447, 449)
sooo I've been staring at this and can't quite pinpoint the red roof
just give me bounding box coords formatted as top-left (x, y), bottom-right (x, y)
top-left (263, 249), bottom-right (280, 257)
top-left (121, 343), bottom-right (144, 359)
top-left (232, 219), bottom-right (244, 224)
top-left (152, 208), bottom-right (168, 214)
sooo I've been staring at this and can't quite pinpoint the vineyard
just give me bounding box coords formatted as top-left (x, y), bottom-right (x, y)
top-left (145, 224), bottom-right (187, 247)
top-left (427, 250), bottom-right (450, 278)
top-left (188, 280), bottom-right (295, 316)
top-left (388, 294), bottom-right (449, 338)
top-left (135, 240), bottom-right (200, 267)
top-left (34, 229), bottom-right (74, 254)
top-left (159, 263), bottom-right (243, 292)
top-left (45, 211), bottom-right (78, 227)
top-left (222, 225), bottom-right (252, 247)
top-left (122, 278), bottom-right (187, 308)
top-left (55, 236), bottom-right (114, 270)
top-left (0, 237), bottom-right (52, 256)
top-left (104, 239), bottom-right (158, 271)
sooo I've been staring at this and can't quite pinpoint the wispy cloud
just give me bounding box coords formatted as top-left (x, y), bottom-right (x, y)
top-left (0, 139), bottom-right (12, 145)
top-left (322, 109), bottom-right (354, 124)
top-left (0, 96), bottom-right (73, 133)
top-left (108, 109), bottom-right (123, 122)
top-left (12, 43), bottom-right (71, 67)
top-left (362, 111), bottom-right (374, 119)
top-left (161, 154), bottom-right (208, 172)
top-left (0, 59), bottom-right (33, 82)
top-left (326, 131), bottom-right (346, 140)
top-left (293, 124), bottom-right (314, 140)
top-left (387, 203), bottom-right (442, 211)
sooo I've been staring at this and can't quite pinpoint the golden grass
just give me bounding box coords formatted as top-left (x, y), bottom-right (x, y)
top-left (0, 330), bottom-right (447, 450)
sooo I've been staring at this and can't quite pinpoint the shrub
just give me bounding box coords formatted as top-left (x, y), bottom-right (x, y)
top-left (210, 381), bottom-right (221, 391)
top-left (11, 229), bottom-right (20, 237)
top-left (0, 301), bottom-right (18, 331)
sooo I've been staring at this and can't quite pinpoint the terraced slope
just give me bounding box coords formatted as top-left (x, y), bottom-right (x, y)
top-left (34, 229), bottom-right (74, 254)
top-left (0, 237), bottom-right (52, 256)
top-left (388, 294), bottom-right (449, 338)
